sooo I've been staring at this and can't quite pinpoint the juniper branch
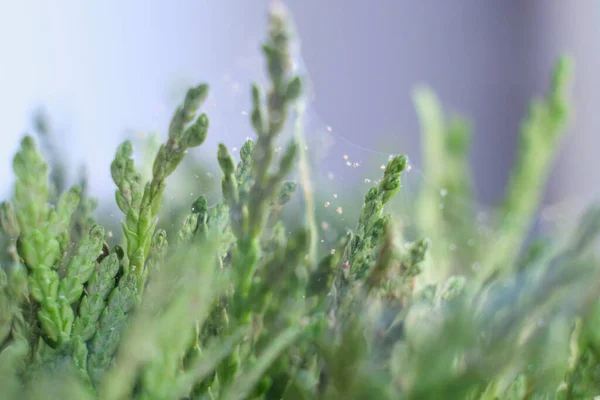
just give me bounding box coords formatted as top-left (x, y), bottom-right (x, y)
top-left (413, 87), bottom-right (475, 283)
top-left (329, 155), bottom-right (408, 319)
top-left (11, 138), bottom-right (84, 346)
top-left (481, 56), bottom-right (573, 280)
top-left (218, 5), bottom-right (303, 321)
top-left (112, 84), bottom-right (209, 287)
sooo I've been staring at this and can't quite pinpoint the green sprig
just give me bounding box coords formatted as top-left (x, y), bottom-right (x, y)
top-left (112, 84), bottom-right (209, 286)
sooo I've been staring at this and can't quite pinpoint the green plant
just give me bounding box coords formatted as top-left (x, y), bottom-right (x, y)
top-left (1, 4), bottom-right (599, 400)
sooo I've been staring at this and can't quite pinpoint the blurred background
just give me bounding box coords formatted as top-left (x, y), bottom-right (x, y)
top-left (0, 1), bottom-right (599, 220)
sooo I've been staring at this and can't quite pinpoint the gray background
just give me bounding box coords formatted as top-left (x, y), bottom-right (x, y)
top-left (0, 1), bottom-right (598, 219)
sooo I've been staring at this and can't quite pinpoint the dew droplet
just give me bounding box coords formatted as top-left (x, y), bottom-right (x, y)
top-left (440, 188), bottom-right (448, 197)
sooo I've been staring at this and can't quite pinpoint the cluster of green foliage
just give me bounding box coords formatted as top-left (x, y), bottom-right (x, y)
top-left (2, 4), bottom-right (600, 400)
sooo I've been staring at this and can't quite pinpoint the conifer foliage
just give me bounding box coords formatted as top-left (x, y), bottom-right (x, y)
top-left (1, 4), bottom-right (598, 400)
